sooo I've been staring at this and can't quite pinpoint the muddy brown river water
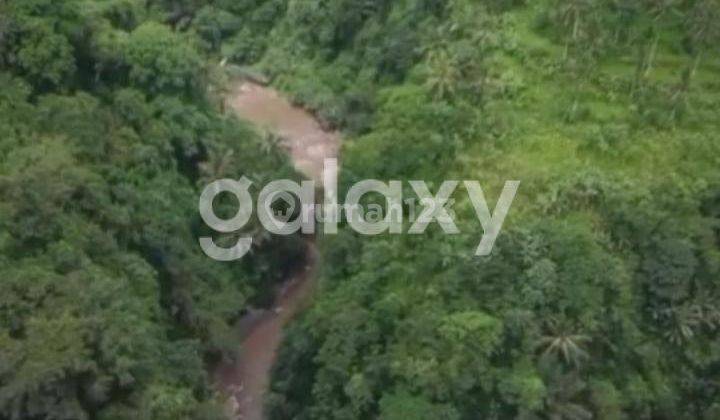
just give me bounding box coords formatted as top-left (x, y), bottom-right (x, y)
top-left (214, 82), bottom-right (340, 420)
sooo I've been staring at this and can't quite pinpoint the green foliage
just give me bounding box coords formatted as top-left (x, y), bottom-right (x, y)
top-left (125, 22), bottom-right (204, 95)
top-left (16, 24), bottom-right (75, 86)
top-left (0, 1), bottom-right (301, 418)
top-left (259, 0), bottom-right (720, 418)
top-left (2, 0), bottom-right (720, 419)
top-left (378, 390), bottom-right (459, 420)
top-left (192, 6), bottom-right (241, 52)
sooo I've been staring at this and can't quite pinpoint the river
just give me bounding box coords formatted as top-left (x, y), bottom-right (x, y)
top-left (214, 82), bottom-right (340, 420)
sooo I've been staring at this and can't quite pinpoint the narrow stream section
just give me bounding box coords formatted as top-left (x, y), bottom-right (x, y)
top-left (215, 82), bottom-right (340, 420)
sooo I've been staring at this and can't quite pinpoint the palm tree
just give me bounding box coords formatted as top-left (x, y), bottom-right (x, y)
top-left (537, 318), bottom-right (591, 368)
top-left (665, 308), bottom-right (697, 345)
top-left (425, 49), bottom-right (461, 100)
top-left (259, 130), bottom-right (286, 157)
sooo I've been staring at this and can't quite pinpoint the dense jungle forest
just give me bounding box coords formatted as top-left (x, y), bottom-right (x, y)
top-left (1, 0), bottom-right (720, 419)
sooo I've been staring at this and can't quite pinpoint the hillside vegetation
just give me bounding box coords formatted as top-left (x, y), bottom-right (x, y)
top-left (1, 0), bottom-right (719, 419)
top-left (245, 1), bottom-right (719, 419)
top-left (0, 1), bottom-right (302, 418)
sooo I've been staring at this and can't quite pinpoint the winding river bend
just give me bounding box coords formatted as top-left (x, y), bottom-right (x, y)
top-left (215, 82), bottom-right (339, 420)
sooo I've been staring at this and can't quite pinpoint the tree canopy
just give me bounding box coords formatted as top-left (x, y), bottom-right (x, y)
top-left (2, 0), bottom-right (720, 419)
